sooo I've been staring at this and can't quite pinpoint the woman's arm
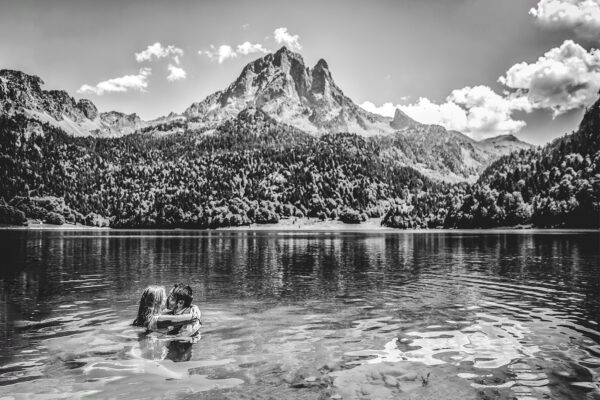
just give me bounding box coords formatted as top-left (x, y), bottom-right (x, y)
top-left (148, 314), bottom-right (199, 331)
top-left (155, 314), bottom-right (197, 323)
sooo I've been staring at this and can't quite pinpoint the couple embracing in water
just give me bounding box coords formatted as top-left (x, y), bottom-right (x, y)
top-left (133, 283), bottom-right (201, 338)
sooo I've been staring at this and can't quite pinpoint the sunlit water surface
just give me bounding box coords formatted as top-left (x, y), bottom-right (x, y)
top-left (0, 230), bottom-right (599, 399)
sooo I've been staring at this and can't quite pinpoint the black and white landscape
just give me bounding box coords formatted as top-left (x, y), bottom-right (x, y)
top-left (1, 1), bottom-right (600, 399)
top-left (0, 42), bottom-right (598, 229)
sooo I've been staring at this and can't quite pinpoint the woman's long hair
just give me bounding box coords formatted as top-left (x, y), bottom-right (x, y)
top-left (133, 285), bottom-right (166, 327)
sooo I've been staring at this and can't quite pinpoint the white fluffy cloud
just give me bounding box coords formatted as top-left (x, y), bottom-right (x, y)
top-left (362, 39), bottom-right (600, 138)
top-left (530, 0), bottom-right (600, 41)
top-left (236, 41), bottom-right (269, 55)
top-left (77, 68), bottom-right (152, 96)
top-left (273, 27), bottom-right (302, 51)
top-left (359, 101), bottom-right (400, 118)
top-left (166, 64), bottom-right (186, 81)
top-left (401, 98), bottom-right (470, 132)
top-left (199, 42), bottom-right (269, 63)
top-left (135, 42), bottom-right (184, 64)
top-left (199, 44), bottom-right (237, 63)
top-left (499, 40), bottom-right (600, 116)
top-left (197, 28), bottom-right (300, 64)
top-left (448, 86), bottom-right (528, 135)
top-left (361, 86), bottom-right (528, 139)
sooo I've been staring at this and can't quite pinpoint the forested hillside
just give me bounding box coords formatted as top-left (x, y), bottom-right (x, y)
top-left (0, 110), bottom-right (442, 228)
top-left (1, 97), bottom-right (598, 229)
top-left (382, 98), bottom-right (600, 229)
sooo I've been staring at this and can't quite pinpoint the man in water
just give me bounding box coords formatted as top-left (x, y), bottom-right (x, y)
top-left (166, 283), bottom-right (202, 337)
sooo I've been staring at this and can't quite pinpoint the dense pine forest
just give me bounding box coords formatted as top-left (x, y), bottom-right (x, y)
top-left (383, 98), bottom-right (600, 229)
top-left (0, 110), bottom-right (440, 228)
top-left (0, 102), bottom-right (598, 229)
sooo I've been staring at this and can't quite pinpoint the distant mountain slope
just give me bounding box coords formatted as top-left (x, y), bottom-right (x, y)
top-left (382, 96), bottom-right (600, 229)
top-left (478, 134), bottom-right (533, 154)
top-left (0, 69), bottom-right (146, 136)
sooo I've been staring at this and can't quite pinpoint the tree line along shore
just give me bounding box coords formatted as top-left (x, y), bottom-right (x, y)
top-left (1, 99), bottom-right (599, 230)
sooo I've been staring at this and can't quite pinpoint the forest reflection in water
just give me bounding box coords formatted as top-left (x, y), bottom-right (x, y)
top-left (0, 230), bottom-right (598, 399)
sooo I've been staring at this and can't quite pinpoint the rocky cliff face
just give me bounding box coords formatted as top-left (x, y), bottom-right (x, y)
top-left (183, 47), bottom-right (396, 135)
top-left (0, 69), bottom-right (145, 136)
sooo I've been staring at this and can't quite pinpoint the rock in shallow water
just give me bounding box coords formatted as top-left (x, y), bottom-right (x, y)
top-left (330, 361), bottom-right (487, 400)
top-left (383, 375), bottom-right (398, 387)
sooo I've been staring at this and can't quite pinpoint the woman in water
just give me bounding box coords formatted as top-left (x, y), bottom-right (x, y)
top-left (133, 285), bottom-right (200, 333)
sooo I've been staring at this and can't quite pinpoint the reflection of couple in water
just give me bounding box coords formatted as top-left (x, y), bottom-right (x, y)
top-left (132, 283), bottom-right (201, 362)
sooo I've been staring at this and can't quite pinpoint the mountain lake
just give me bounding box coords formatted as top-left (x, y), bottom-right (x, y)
top-left (0, 229), bottom-right (599, 399)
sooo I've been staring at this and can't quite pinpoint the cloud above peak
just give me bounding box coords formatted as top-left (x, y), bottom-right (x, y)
top-left (197, 27), bottom-right (300, 64)
top-left (530, 0), bottom-right (600, 41)
top-left (199, 44), bottom-right (237, 63)
top-left (361, 85), bottom-right (527, 140)
top-left (273, 27), bottom-right (302, 51)
top-left (135, 42), bottom-right (184, 64)
top-left (237, 41), bottom-right (269, 55)
top-left (199, 41), bottom-right (269, 63)
top-left (77, 68), bottom-right (152, 96)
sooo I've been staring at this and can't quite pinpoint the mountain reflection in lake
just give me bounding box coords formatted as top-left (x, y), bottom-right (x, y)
top-left (0, 230), bottom-right (599, 399)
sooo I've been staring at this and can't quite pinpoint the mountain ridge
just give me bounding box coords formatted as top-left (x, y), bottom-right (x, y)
top-left (0, 69), bottom-right (146, 136)
top-left (182, 46), bottom-right (396, 135)
top-left (0, 48), bottom-right (533, 182)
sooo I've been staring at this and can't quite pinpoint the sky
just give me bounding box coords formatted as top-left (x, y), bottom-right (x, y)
top-left (1, 0), bottom-right (600, 145)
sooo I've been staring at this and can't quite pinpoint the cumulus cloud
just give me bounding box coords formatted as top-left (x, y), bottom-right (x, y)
top-left (166, 64), bottom-right (186, 81)
top-left (362, 39), bottom-right (600, 138)
top-left (135, 42), bottom-right (184, 64)
top-left (448, 86), bottom-right (528, 135)
top-left (273, 27), bottom-right (302, 51)
top-left (236, 41), bottom-right (269, 55)
top-left (360, 101), bottom-right (401, 118)
top-left (530, 0), bottom-right (600, 41)
top-left (361, 86), bottom-right (528, 139)
top-left (499, 40), bottom-right (600, 116)
top-left (199, 42), bottom-right (269, 63)
top-left (77, 68), bottom-right (152, 96)
top-left (199, 44), bottom-right (237, 63)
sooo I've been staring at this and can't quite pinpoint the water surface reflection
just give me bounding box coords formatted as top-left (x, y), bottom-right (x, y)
top-left (0, 230), bottom-right (598, 399)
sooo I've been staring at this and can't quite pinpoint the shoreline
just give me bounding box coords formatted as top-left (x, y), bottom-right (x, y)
top-left (1, 218), bottom-right (598, 232)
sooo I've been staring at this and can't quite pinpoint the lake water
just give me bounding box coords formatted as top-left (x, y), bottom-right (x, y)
top-left (0, 229), bottom-right (599, 399)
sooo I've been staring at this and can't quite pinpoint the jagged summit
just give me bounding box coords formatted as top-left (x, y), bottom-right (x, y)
top-left (184, 46), bottom-right (397, 135)
top-left (390, 108), bottom-right (417, 130)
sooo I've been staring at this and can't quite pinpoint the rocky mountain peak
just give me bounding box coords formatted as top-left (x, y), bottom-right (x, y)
top-left (0, 69), bottom-right (86, 122)
top-left (390, 108), bottom-right (416, 130)
top-left (0, 69), bottom-right (146, 137)
top-left (0, 69), bottom-right (44, 90)
top-left (76, 99), bottom-right (98, 120)
top-left (273, 46), bottom-right (305, 67)
top-left (314, 58), bottom-right (329, 70)
top-left (183, 47), bottom-right (397, 135)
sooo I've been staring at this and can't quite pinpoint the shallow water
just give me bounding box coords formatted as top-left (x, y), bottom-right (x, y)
top-left (0, 229), bottom-right (599, 399)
